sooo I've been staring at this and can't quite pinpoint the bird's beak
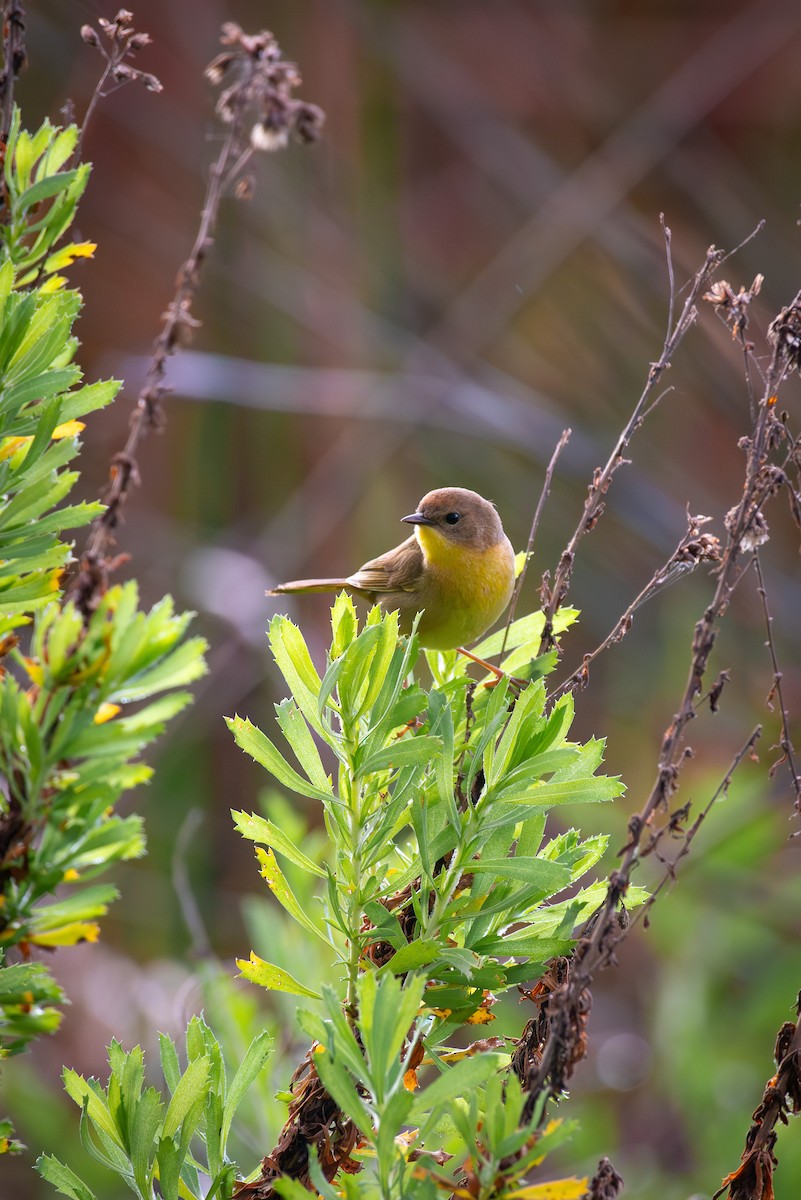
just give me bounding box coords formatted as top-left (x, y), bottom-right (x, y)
top-left (401, 510), bottom-right (435, 526)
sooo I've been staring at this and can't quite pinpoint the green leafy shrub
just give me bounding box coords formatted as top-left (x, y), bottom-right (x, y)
top-left (0, 109), bottom-right (206, 1145)
top-left (38, 599), bottom-right (637, 1198)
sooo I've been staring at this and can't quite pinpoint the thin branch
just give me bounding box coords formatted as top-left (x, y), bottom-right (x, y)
top-left (538, 240), bottom-right (725, 655)
top-left (714, 996), bottom-right (801, 1200)
top-left (753, 550), bottom-right (801, 808)
top-left (524, 283), bottom-right (801, 1111)
top-left (73, 13), bottom-right (163, 167)
top-left (630, 725), bottom-right (762, 930)
top-left (498, 427), bottom-right (571, 663)
top-left (550, 510), bottom-right (721, 701)
top-left (69, 25), bottom-right (324, 616)
top-left (0, 0), bottom-right (26, 144)
top-left (660, 214), bottom-right (675, 339)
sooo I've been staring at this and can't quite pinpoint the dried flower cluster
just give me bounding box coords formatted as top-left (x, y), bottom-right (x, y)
top-left (703, 274), bottom-right (763, 339)
top-left (205, 23), bottom-right (325, 158)
top-left (768, 298), bottom-right (801, 373)
top-left (80, 9), bottom-right (162, 95)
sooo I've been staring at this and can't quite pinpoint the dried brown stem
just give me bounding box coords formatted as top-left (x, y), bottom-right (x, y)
top-left (70, 25), bottom-right (323, 616)
top-left (714, 996), bottom-right (801, 1200)
top-left (0, 0), bottom-right (26, 145)
top-left (499, 427), bottom-right (571, 662)
top-left (526, 284), bottom-right (801, 1110)
top-left (551, 509), bottom-right (721, 700)
top-left (73, 12), bottom-right (162, 168)
top-left (631, 725), bottom-right (762, 929)
top-left (753, 550), bottom-right (801, 809)
top-left (538, 238), bottom-right (725, 655)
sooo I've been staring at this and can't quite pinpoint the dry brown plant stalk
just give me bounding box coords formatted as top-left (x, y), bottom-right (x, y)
top-left (70, 18), bottom-right (323, 616)
top-left (520, 273), bottom-right (801, 1200)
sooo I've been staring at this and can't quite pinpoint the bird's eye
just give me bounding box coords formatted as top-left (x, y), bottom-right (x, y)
top-left (444, 512), bottom-right (461, 525)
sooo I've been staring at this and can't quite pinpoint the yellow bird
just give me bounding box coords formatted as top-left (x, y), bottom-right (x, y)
top-left (270, 487), bottom-right (516, 651)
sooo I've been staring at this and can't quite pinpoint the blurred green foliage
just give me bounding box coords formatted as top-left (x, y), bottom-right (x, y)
top-left (0, 107), bottom-right (206, 1160)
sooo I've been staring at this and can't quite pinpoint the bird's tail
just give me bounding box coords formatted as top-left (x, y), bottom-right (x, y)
top-left (269, 577), bottom-right (355, 596)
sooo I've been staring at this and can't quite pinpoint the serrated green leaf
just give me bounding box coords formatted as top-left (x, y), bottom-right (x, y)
top-left (237, 952), bottom-right (321, 999)
top-left (356, 734), bottom-right (441, 778)
top-left (232, 809), bottom-right (325, 876)
top-left (161, 1054), bottom-right (210, 1140)
top-left (227, 716), bottom-right (333, 803)
top-left (35, 1155), bottom-right (97, 1200)
top-left (470, 856), bottom-right (571, 891)
top-left (254, 847), bottom-right (333, 946)
top-left (220, 1029), bottom-right (274, 1147)
top-left (274, 698), bottom-right (332, 793)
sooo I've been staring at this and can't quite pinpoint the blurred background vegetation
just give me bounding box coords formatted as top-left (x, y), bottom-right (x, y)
top-left (6, 1), bottom-right (801, 1196)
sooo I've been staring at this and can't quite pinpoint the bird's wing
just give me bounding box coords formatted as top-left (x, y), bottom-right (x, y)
top-left (347, 535), bottom-right (423, 595)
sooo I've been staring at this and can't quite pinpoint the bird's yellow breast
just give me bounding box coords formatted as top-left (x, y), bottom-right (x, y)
top-left (413, 526), bottom-right (515, 649)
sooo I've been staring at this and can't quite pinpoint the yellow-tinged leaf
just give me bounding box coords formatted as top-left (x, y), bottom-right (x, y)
top-left (46, 242), bottom-right (97, 271)
top-left (237, 952), bottom-right (321, 999)
top-left (506, 1177), bottom-right (588, 1199)
top-left (0, 436), bottom-right (29, 461)
top-left (94, 702), bottom-right (121, 725)
top-left (52, 420), bottom-right (85, 439)
top-left (30, 921), bottom-right (100, 947)
top-left (466, 1009), bottom-right (495, 1025)
top-left (0, 422), bottom-right (84, 465)
top-left (62, 868), bottom-right (80, 882)
top-left (40, 275), bottom-right (66, 293)
top-left (403, 1068), bottom-right (418, 1092)
top-left (22, 658), bottom-right (43, 685)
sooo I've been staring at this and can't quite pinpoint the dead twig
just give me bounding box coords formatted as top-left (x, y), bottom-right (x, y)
top-left (69, 23), bottom-right (324, 617)
top-left (630, 725), bottom-right (762, 929)
top-left (523, 276), bottom-right (801, 1113)
top-left (74, 10), bottom-right (163, 167)
top-left (714, 997), bottom-right (801, 1200)
top-left (499, 427), bottom-right (571, 663)
top-left (0, 0), bottom-right (26, 146)
top-left (551, 509), bottom-right (721, 700)
top-left (538, 234), bottom-right (726, 655)
top-left (753, 551), bottom-right (801, 809)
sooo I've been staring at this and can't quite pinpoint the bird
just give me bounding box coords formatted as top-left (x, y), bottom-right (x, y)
top-left (270, 486), bottom-right (516, 651)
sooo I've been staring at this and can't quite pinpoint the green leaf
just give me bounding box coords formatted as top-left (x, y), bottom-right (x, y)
top-left (220, 1029), bottom-right (274, 1147)
top-left (16, 168), bottom-right (81, 213)
top-left (232, 809), bottom-right (325, 876)
top-left (473, 932), bottom-right (574, 959)
top-left (58, 378), bottom-right (119, 423)
top-left (161, 1054), bottom-right (210, 1140)
top-left (311, 1045), bottom-right (374, 1139)
top-left (237, 952), bottom-right (322, 999)
top-left (269, 616), bottom-right (326, 738)
top-left (356, 734), bottom-right (441, 778)
top-left (469, 856), bottom-right (572, 891)
top-left (158, 1033), bottom-right (181, 1095)
top-left (274, 698), bottom-right (332, 793)
top-left (35, 1156), bottom-right (97, 1200)
top-left (62, 1070), bottom-right (125, 1150)
top-left (128, 1087), bottom-right (163, 1194)
top-left (255, 847), bottom-right (333, 946)
top-left (409, 1051), bottom-right (506, 1125)
top-left (227, 716), bottom-right (334, 803)
top-left (381, 940), bottom-right (440, 974)
top-left (496, 776), bottom-right (624, 806)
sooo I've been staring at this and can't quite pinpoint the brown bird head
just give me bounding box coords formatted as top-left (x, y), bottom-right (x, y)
top-left (401, 487), bottom-right (505, 551)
